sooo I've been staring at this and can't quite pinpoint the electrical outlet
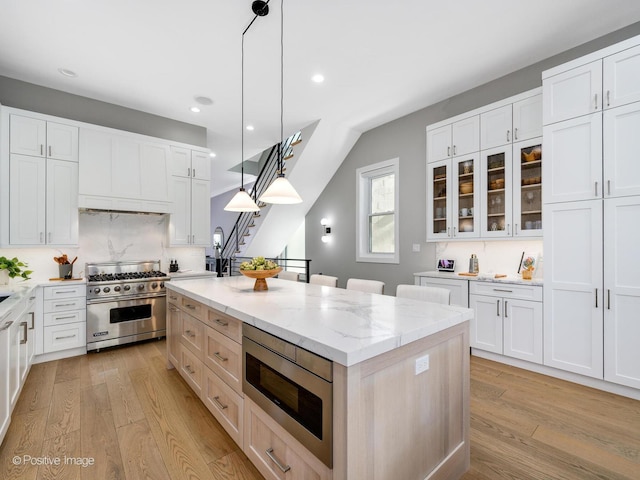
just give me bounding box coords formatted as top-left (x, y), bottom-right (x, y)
top-left (415, 354), bottom-right (430, 375)
top-left (412, 244), bottom-right (420, 252)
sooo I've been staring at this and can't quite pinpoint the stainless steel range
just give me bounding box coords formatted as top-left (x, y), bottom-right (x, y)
top-left (85, 260), bottom-right (169, 351)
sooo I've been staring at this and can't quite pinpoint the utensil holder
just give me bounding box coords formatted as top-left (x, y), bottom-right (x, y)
top-left (59, 264), bottom-right (73, 279)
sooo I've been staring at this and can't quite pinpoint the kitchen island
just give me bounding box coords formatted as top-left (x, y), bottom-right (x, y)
top-left (166, 276), bottom-right (472, 480)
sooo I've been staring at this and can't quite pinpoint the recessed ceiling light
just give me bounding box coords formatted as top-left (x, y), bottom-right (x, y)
top-left (58, 68), bottom-right (77, 78)
top-left (246, 125), bottom-right (254, 131)
top-left (312, 74), bottom-right (324, 83)
top-left (190, 106), bottom-right (201, 113)
top-left (194, 96), bottom-right (214, 105)
top-left (209, 152), bottom-right (216, 158)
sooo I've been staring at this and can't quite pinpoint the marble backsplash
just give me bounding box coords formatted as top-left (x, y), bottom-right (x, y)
top-left (0, 211), bottom-right (207, 281)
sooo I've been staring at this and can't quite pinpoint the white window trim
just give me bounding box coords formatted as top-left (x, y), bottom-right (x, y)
top-left (356, 158), bottom-right (399, 264)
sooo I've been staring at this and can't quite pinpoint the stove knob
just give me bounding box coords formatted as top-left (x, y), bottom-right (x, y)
top-left (114, 286), bottom-right (121, 292)
top-left (93, 287), bottom-right (101, 294)
top-left (160, 282), bottom-right (164, 288)
top-left (151, 282), bottom-right (158, 289)
top-left (103, 287), bottom-right (111, 293)
top-left (137, 283), bottom-right (145, 291)
top-left (124, 285), bottom-right (131, 291)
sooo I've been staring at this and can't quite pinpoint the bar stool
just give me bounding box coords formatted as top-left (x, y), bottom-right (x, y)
top-left (345, 278), bottom-right (385, 294)
top-left (395, 284), bottom-right (451, 305)
top-left (309, 274), bottom-right (338, 287)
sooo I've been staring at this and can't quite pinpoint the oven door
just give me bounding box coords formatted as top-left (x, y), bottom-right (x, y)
top-left (243, 336), bottom-right (332, 467)
top-left (86, 295), bottom-right (166, 350)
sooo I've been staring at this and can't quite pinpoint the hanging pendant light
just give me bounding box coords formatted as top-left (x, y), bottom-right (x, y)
top-left (259, 0), bottom-right (302, 205)
top-left (225, 29), bottom-right (260, 212)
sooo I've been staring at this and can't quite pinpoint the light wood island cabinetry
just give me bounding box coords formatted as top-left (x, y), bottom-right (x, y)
top-left (166, 277), bottom-right (472, 480)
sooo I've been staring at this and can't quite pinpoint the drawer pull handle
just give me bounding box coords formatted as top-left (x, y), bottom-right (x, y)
top-left (169, 295), bottom-right (178, 300)
top-left (212, 396), bottom-right (228, 410)
top-left (55, 315), bottom-right (76, 321)
top-left (265, 448), bottom-right (291, 473)
top-left (55, 334), bottom-right (76, 340)
top-left (493, 289), bottom-right (513, 293)
top-left (214, 352), bottom-right (228, 362)
top-left (0, 321), bottom-right (13, 332)
top-left (55, 303), bottom-right (76, 308)
top-left (214, 318), bottom-right (229, 327)
top-left (169, 307), bottom-right (179, 312)
top-left (55, 290), bottom-right (77, 294)
top-left (185, 365), bottom-right (195, 374)
top-left (185, 304), bottom-right (196, 310)
top-left (185, 329), bottom-right (196, 337)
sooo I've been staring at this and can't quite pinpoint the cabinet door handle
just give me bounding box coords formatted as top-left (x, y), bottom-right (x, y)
top-left (265, 448), bottom-right (291, 473)
top-left (187, 167), bottom-right (191, 177)
top-left (507, 224), bottom-right (511, 235)
top-left (40, 232), bottom-right (44, 243)
top-left (607, 180), bottom-right (611, 196)
top-left (40, 144), bottom-right (44, 155)
top-left (20, 321), bottom-right (28, 344)
top-left (214, 352), bottom-right (228, 362)
top-left (595, 181), bottom-right (599, 197)
top-left (514, 223), bottom-right (519, 235)
top-left (606, 90), bottom-right (610, 107)
top-left (193, 169), bottom-right (196, 177)
top-left (504, 301), bottom-right (508, 318)
top-left (214, 318), bottom-right (229, 327)
top-left (212, 396), bottom-right (228, 410)
top-left (595, 288), bottom-right (598, 308)
top-left (607, 289), bottom-right (611, 310)
top-left (48, 232), bottom-right (52, 243)
top-left (447, 227), bottom-right (450, 237)
top-left (29, 312), bottom-right (35, 329)
top-left (447, 146), bottom-right (451, 157)
top-left (49, 145), bottom-right (52, 156)
top-left (506, 130), bottom-right (510, 142)
top-left (453, 226), bottom-right (457, 237)
top-left (514, 127), bottom-right (518, 140)
top-left (594, 93), bottom-right (598, 110)
top-left (453, 145), bottom-right (457, 156)
top-left (497, 299), bottom-right (501, 316)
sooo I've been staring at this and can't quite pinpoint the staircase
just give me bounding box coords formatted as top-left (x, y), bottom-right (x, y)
top-left (220, 130), bottom-right (303, 267)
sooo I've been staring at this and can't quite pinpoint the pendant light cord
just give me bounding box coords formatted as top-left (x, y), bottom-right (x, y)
top-left (241, 31), bottom-right (245, 190)
top-left (279, 0), bottom-right (284, 176)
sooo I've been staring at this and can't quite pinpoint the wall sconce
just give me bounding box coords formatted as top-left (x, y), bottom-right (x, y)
top-left (320, 218), bottom-right (331, 243)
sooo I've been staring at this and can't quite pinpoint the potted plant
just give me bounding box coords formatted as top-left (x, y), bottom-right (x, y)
top-left (0, 256), bottom-right (33, 284)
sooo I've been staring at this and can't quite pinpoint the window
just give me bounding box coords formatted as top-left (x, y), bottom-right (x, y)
top-left (356, 158), bottom-right (399, 263)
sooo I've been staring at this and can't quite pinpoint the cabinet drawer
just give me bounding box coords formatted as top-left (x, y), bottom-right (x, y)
top-left (167, 291), bottom-right (182, 306)
top-left (44, 285), bottom-right (85, 300)
top-left (202, 367), bottom-right (243, 446)
top-left (44, 297), bottom-right (85, 313)
top-left (206, 307), bottom-right (242, 343)
top-left (244, 397), bottom-right (332, 480)
top-left (44, 309), bottom-right (86, 327)
top-left (180, 313), bottom-right (204, 359)
top-left (470, 281), bottom-right (542, 301)
top-left (179, 344), bottom-right (203, 397)
top-left (43, 322), bottom-right (86, 353)
top-left (204, 325), bottom-right (242, 394)
top-left (180, 297), bottom-right (205, 322)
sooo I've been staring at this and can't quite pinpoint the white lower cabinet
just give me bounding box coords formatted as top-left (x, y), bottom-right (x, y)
top-left (42, 284), bottom-right (86, 354)
top-left (0, 313), bottom-right (12, 442)
top-left (470, 281), bottom-right (543, 364)
top-left (415, 274), bottom-right (469, 307)
top-left (244, 396), bottom-right (332, 480)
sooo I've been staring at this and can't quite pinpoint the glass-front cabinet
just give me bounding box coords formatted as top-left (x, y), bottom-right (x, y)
top-left (427, 159), bottom-right (451, 240)
top-left (513, 138), bottom-right (542, 236)
top-left (427, 155), bottom-right (480, 240)
top-left (481, 146), bottom-right (513, 237)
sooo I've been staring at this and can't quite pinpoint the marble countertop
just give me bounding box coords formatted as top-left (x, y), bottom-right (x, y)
top-left (167, 276), bottom-right (473, 367)
top-left (414, 270), bottom-right (543, 286)
top-left (168, 270), bottom-right (217, 280)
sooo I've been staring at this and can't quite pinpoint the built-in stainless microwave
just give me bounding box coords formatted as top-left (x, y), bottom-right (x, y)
top-left (242, 324), bottom-right (333, 468)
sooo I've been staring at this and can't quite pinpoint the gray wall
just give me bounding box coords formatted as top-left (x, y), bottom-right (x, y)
top-left (0, 76), bottom-right (206, 146)
top-left (305, 22), bottom-right (640, 294)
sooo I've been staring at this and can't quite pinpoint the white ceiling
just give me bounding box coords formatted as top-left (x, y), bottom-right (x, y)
top-left (2, 0), bottom-right (640, 196)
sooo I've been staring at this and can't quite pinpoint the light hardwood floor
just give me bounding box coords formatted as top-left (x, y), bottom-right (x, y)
top-left (1, 341), bottom-right (638, 480)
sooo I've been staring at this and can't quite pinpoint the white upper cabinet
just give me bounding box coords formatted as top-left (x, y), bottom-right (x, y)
top-left (46, 159), bottom-right (79, 245)
top-left (480, 105), bottom-right (512, 149)
top-left (170, 146), bottom-right (211, 180)
top-left (512, 94), bottom-right (543, 141)
top-left (480, 145), bottom-right (513, 238)
top-left (9, 115), bottom-right (78, 161)
top-left (191, 151), bottom-right (211, 180)
top-left (543, 60), bottom-right (602, 125)
top-left (543, 114), bottom-right (602, 204)
top-left (603, 101), bottom-right (640, 198)
top-left (427, 116), bottom-right (479, 162)
top-left (603, 44), bottom-right (640, 109)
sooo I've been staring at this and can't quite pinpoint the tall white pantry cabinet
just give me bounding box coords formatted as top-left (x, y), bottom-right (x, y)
top-left (543, 37), bottom-right (640, 390)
